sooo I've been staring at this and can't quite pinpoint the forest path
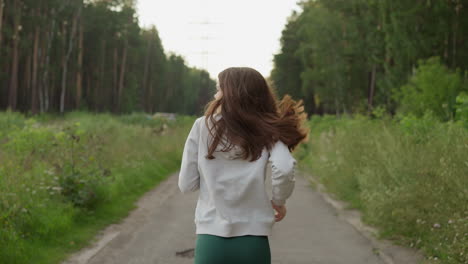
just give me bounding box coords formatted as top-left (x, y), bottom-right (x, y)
top-left (63, 172), bottom-right (420, 264)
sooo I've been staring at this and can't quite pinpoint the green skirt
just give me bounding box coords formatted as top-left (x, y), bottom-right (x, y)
top-left (194, 234), bottom-right (271, 264)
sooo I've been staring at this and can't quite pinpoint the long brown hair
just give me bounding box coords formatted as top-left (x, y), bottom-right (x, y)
top-left (204, 67), bottom-right (309, 161)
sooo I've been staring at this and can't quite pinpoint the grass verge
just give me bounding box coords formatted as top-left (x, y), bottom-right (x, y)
top-left (0, 111), bottom-right (195, 264)
top-left (296, 114), bottom-right (467, 264)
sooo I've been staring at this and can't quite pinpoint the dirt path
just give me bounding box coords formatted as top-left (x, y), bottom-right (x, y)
top-left (63, 172), bottom-right (422, 264)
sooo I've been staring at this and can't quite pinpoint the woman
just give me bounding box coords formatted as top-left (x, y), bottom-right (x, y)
top-left (178, 67), bottom-right (309, 264)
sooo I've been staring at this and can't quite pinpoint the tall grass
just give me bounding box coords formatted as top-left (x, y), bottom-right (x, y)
top-left (298, 114), bottom-right (468, 263)
top-left (0, 111), bottom-right (195, 264)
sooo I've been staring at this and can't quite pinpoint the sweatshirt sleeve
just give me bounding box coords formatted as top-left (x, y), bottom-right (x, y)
top-left (178, 118), bottom-right (201, 193)
top-left (269, 140), bottom-right (296, 206)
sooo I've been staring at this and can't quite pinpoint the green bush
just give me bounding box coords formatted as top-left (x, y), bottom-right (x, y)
top-left (54, 123), bottom-right (110, 209)
top-left (0, 110), bottom-right (26, 134)
top-left (396, 57), bottom-right (467, 121)
top-left (397, 111), bottom-right (441, 144)
top-left (455, 92), bottom-right (468, 128)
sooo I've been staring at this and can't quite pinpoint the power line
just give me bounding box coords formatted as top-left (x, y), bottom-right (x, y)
top-left (187, 19), bottom-right (223, 71)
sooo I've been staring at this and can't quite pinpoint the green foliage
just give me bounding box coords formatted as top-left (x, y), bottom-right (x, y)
top-left (271, 12), bottom-right (308, 110)
top-left (300, 116), bottom-right (468, 263)
top-left (0, 111), bottom-right (195, 263)
top-left (371, 105), bottom-right (388, 119)
top-left (455, 92), bottom-right (468, 128)
top-left (397, 111), bottom-right (440, 144)
top-left (54, 123), bottom-right (109, 209)
top-left (396, 57), bottom-right (466, 121)
top-left (0, 110), bottom-right (26, 133)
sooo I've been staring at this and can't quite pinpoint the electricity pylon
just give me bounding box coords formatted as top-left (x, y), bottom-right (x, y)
top-left (188, 20), bottom-right (222, 72)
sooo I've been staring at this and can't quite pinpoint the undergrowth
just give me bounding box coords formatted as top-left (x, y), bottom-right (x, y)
top-left (298, 114), bottom-right (467, 263)
top-left (0, 111), bottom-right (195, 264)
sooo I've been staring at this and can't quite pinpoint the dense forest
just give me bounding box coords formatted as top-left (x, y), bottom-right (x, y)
top-left (271, 0), bottom-right (468, 119)
top-left (0, 0), bottom-right (215, 115)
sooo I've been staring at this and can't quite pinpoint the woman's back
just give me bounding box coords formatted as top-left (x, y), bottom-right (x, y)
top-left (179, 115), bottom-right (296, 237)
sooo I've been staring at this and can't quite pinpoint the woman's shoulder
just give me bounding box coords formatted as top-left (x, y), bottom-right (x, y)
top-left (192, 116), bottom-right (208, 126)
top-left (271, 140), bottom-right (289, 152)
top-left (192, 116), bottom-right (209, 135)
top-left (196, 114), bottom-right (222, 128)
top-left (195, 116), bottom-right (205, 123)
top-left (269, 140), bottom-right (291, 160)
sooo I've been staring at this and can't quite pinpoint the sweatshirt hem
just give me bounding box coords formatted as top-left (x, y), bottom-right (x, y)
top-left (195, 221), bottom-right (274, 237)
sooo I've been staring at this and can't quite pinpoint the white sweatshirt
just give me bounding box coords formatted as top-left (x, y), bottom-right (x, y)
top-left (178, 115), bottom-right (296, 237)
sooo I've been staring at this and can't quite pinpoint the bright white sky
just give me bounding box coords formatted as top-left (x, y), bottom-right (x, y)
top-left (136, 0), bottom-right (301, 79)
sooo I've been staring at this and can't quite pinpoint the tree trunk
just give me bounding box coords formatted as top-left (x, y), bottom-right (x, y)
top-left (31, 21), bottom-right (40, 114)
top-left (0, 0), bottom-right (4, 51)
top-left (86, 73), bottom-right (91, 110)
top-left (60, 5), bottom-right (81, 114)
top-left (38, 28), bottom-right (45, 112)
top-left (368, 65), bottom-right (376, 113)
top-left (148, 80), bottom-right (154, 113)
top-left (44, 82), bottom-right (49, 111)
top-left (41, 2), bottom-right (67, 112)
top-left (41, 10), bottom-right (56, 113)
top-left (334, 98), bottom-right (339, 116)
top-left (452, 0), bottom-right (460, 68)
top-left (142, 35), bottom-right (152, 112)
top-left (99, 39), bottom-right (106, 111)
top-left (76, 21), bottom-right (83, 109)
top-left (25, 53), bottom-right (32, 111)
top-left (0, 0), bottom-right (4, 109)
top-left (117, 42), bottom-right (128, 113)
top-left (112, 47), bottom-right (118, 110)
top-left (8, 0), bottom-right (22, 111)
